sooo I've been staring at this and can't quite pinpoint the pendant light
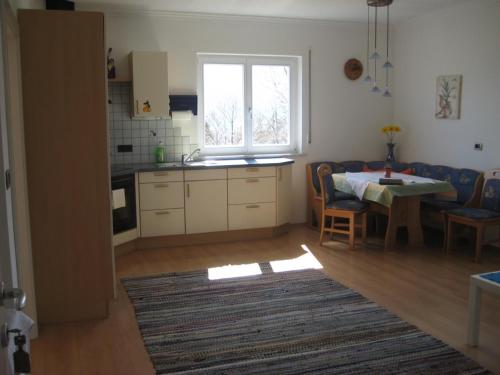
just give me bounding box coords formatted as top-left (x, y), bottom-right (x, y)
top-left (363, 6), bottom-right (372, 82)
top-left (382, 4), bottom-right (393, 97)
top-left (365, 0), bottom-right (394, 97)
top-left (370, 6), bottom-right (381, 93)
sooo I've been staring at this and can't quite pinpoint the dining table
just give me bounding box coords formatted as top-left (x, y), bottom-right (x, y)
top-left (332, 171), bottom-right (456, 249)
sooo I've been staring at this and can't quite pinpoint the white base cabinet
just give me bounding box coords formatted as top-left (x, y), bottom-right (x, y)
top-left (140, 208), bottom-right (185, 237)
top-left (185, 178), bottom-right (228, 234)
top-left (139, 170), bottom-right (185, 237)
top-left (228, 203), bottom-right (276, 230)
top-left (137, 164), bottom-right (291, 238)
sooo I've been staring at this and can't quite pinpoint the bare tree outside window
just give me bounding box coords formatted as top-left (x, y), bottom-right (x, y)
top-left (252, 65), bottom-right (290, 146)
top-left (199, 55), bottom-right (298, 154)
top-left (203, 64), bottom-right (244, 147)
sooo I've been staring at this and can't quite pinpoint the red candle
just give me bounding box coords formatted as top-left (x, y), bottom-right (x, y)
top-left (385, 166), bottom-right (392, 178)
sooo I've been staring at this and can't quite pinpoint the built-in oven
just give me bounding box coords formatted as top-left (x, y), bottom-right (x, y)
top-left (111, 173), bottom-right (137, 235)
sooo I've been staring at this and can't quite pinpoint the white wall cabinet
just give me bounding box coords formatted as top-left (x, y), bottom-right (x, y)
top-left (130, 51), bottom-right (169, 118)
top-left (185, 178), bottom-right (228, 234)
top-left (277, 165), bottom-right (292, 225)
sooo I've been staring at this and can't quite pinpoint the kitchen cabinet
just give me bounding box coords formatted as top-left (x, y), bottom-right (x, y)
top-left (130, 51), bottom-right (169, 118)
top-left (19, 10), bottom-right (113, 323)
top-left (185, 170), bottom-right (228, 234)
top-left (277, 165), bottom-right (292, 225)
top-left (228, 177), bottom-right (276, 205)
top-left (228, 167), bottom-right (277, 230)
top-left (138, 171), bottom-right (185, 237)
top-left (228, 203), bottom-right (276, 230)
top-left (140, 208), bottom-right (185, 237)
top-left (134, 163), bottom-right (291, 241)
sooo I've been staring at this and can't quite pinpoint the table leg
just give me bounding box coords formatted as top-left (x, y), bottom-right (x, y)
top-left (467, 281), bottom-right (482, 347)
top-left (407, 196), bottom-right (424, 248)
top-left (385, 199), bottom-right (401, 250)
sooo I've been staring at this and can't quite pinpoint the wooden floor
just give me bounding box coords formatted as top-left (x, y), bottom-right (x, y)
top-left (31, 225), bottom-right (500, 374)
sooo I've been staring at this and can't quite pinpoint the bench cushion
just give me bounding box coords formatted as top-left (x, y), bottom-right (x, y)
top-left (453, 169), bottom-right (481, 203)
top-left (327, 200), bottom-right (368, 212)
top-left (482, 179), bottom-right (500, 211)
top-left (340, 160), bottom-right (365, 172)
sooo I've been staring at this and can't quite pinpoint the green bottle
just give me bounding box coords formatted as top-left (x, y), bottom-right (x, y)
top-left (155, 141), bottom-right (166, 164)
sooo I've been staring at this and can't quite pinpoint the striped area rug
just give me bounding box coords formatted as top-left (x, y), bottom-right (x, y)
top-left (122, 263), bottom-right (490, 374)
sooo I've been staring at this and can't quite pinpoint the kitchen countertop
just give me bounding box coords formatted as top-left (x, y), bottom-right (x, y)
top-left (110, 157), bottom-right (294, 177)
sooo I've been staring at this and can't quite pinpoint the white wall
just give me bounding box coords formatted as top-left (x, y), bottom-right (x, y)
top-left (393, 0), bottom-right (500, 171)
top-left (103, 12), bottom-right (393, 223)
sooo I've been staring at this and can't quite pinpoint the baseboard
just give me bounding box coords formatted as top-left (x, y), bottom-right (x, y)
top-left (114, 224), bottom-right (292, 255)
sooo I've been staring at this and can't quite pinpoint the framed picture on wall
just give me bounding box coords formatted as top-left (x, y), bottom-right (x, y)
top-left (435, 75), bottom-right (462, 119)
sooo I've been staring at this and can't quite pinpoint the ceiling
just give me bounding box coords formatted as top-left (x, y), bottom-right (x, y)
top-left (76, 0), bottom-right (469, 22)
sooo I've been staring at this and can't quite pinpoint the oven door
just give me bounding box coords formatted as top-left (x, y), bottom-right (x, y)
top-left (111, 174), bottom-right (137, 235)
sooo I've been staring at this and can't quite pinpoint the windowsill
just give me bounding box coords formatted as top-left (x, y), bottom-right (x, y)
top-left (198, 152), bottom-right (305, 160)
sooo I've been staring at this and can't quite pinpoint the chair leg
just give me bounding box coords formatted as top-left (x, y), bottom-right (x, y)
top-left (446, 218), bottom-right (454, 254)
top-left (475, 225), bottom-right (484, 263)
top-left (348, 214), bottom-right (355, 250)
top-left (361, 212), bottom-right (367, 243)
top-left (330, 216), bottom-right (335, 240)
top-left (319, 213), bottom-right (326, 246)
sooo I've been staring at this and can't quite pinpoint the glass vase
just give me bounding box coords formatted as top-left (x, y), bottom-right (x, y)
top-left (386, 143), bottom-right (396, 162)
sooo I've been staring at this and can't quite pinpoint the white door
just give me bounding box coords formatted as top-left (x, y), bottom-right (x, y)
top-left (0, 72), bottom-right (16, 375)
top-left (185, 180), bottom-right (228, 234)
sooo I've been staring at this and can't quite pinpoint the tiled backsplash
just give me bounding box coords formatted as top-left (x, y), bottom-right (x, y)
top-left (108, 82), bottom-right (198, 164)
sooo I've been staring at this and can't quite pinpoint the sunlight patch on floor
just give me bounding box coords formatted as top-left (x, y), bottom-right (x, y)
top-left (208, 263), bottom-right (262, 280)
top-left (207, 245), bottom-right (323, 280)
top-left (270, 244), bottom-right (323, 272)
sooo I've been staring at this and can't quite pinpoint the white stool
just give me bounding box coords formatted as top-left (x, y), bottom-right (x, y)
top-left (467, 271), bottom-right (500, 347)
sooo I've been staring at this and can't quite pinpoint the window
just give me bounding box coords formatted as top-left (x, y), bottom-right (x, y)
top-left (198, 54), bottom-right (301, 155)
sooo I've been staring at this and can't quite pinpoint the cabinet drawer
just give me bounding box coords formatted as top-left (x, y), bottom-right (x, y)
top-left (140, 208), bottom-right (185, 237)
top-left (184, 168), bottom-right (227, 181)
top-left (139, 181), bottom-right (184, 210)
top-left (228, 203), bottom-right (276, 230)
top-left (227, 166), bottom-right (276, 179)
top-left (139, 170), bottom-right (183, 183)
top-left (228, 177), bottom-right (276, 204)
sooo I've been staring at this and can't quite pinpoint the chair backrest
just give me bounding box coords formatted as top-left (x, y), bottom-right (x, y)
top-left (481, 169), bottom-right (500, 212)
top-left (317, 163), bottom-right (334, 208)
top-left (309, 161), bottom-right (345, 194)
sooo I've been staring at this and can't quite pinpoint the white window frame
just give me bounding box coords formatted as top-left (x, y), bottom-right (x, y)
top-left (197, 54), bottom-right (301, 156)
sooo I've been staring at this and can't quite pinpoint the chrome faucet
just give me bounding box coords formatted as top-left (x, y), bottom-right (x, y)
top-left (182, 148), bottom-right (201, 164)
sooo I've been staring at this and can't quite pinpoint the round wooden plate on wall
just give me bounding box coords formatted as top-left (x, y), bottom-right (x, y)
top-left (344, 58), bottom-right (363, 80)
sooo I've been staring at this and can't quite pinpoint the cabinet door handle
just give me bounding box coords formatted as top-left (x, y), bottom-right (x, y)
top-left (154, 184), bottom-right (169, 189)
top-left (246, 167), bottom-right (259, 172)
top-left (186, 183), bottom-right (190, 198)
top-left (246, 178), bottom-right (259, 183)
top-left (155, 211), bottom-right (170, 215)
top-left (246, 204), bottom-right (260, 209)
top-left (153, 171), bottom-right (168, 177)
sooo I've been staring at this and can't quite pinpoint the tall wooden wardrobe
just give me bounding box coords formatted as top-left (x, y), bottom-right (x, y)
top-left (18, 10), bottom-right (113, 323)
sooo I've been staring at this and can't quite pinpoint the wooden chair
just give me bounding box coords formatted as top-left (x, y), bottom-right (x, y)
top-left (446, 169), bottom-right (500, 262)
top-left (317, 164), bottom-right (368, 249)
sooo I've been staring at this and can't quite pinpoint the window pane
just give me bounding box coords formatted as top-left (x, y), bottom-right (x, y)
top-left (252, 65), bottom-right (290, 146)
top-left (203, 64), bottom-right (244, 147)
